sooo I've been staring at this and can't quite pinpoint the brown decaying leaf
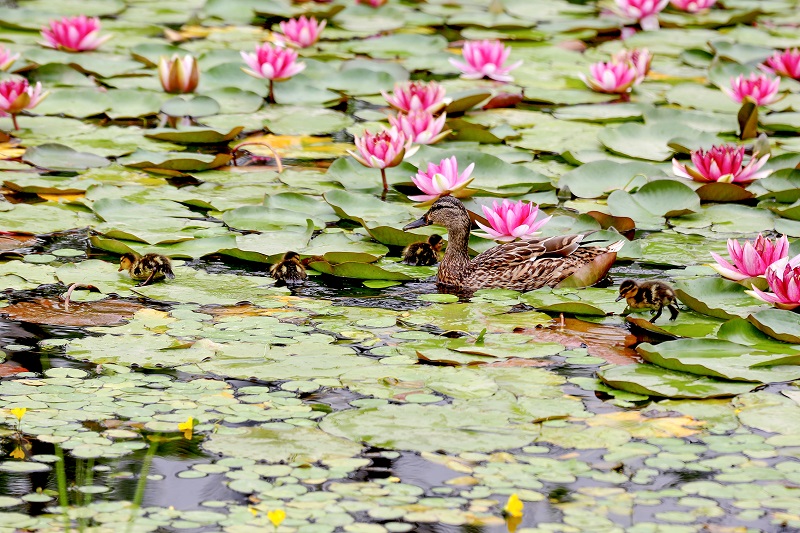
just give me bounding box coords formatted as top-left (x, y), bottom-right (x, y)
top-left (1, 297), bottom-right (144, 326)
top-left (0, 234), bottom-right (36, 251)
top-left (585, 211), bottom-right (635, 240)
top-left (482, 93), bottom-right (524, 110)
top-left (737, 99), bottom-right (758, 140)
top-left (585, 411), bottom-right (704, 438)
top-left (515, 317), bottom-right (640, 365)
top-left (0, 361), bottom-right (29, 377)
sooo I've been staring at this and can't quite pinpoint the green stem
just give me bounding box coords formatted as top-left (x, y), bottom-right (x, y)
top-left (54, 445), bottom-right (70, 532)
top-left (127, 437), bottom-right (159, 531)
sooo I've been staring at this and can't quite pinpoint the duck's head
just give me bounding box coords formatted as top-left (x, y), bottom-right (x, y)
top-left (403, 196), bottom-right (470, 232)
top-left (616, 279), bottom-right (640, 301)
top-left (427, 234), bottom-right (444, 251)
top-left (118, 252), bottom-right (138, 272)
top-left (282, 251), bottom-right (302, 263)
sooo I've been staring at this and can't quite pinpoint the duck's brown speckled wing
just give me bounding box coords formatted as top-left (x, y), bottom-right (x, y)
top-left (463, 235), bottom-right (613, 291)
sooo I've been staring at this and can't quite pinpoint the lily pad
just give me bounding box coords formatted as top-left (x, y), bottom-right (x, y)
top-left (23, 144), bottom-right (109, 171)
top-left (598, 364), bottom-right (757, 399)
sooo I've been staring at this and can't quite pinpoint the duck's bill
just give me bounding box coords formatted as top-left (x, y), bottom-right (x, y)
top-left (614, 295), bottom-right (624, 302)
top-left (403, 217), bottom-right (429, 230)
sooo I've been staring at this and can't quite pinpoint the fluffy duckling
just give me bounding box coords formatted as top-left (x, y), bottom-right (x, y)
top-left (119, 253), bottom-right (175, 287)
top-left (270, 251), bottom-right (307, 284)
top-left (616, 279), bottom-right (679, 323)
top-left (402, 234), bottom-right (443, 266)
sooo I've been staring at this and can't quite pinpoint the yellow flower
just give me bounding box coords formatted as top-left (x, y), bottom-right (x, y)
top-left (10, 407), bottom-right (27, 421)
top-left (10, 446), bottom-right (25, 460)
top-left (178, 417), bottom-right (194, 440)
top-left (504, 493), bottom-right (524, 518)
top-left (267, 509), bottom-right (286, 528)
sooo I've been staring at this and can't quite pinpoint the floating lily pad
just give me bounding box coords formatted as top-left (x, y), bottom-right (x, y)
top-left (637, 339), bottom-right (800, 383)
top-left (144, 126), bottom-right (244, 144)
top-left (598, 364), bottom-right (757, 399)
top-left (675, 277), bottom-right (770, 320)
top-left (23, 144), bottom-right (109, 171)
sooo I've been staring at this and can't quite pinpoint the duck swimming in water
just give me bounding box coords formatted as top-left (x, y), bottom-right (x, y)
top-left (270, 251), bottom-right (307, 284)
top-left (403, 196), bottom-right (623, 291)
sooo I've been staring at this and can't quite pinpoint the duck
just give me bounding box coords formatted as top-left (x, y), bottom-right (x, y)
top-left (402, 234), bottom-right (443, 266)
top-left (402, 196), bottom-right (623, 291)
top-left (270, 251), bottom-right (307, 284)
top-left (118, 253), bottom-right (175, 287)
top-left (616, 279), bottom-right (679, 322)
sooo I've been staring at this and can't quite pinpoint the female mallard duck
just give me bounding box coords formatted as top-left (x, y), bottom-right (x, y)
top-left (119, 253), bottom-right (175, 287)
top-left (270, 251), bottom-right (307, 284)
top-left (403, 196), bottom-right (623, 291)
top-left (402, 234), bottom-right (443, 266)
top-left (616, 279), bottom-right (679, 322)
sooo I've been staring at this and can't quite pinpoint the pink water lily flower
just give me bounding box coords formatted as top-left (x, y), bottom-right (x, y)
top-left (612, 48), bottom-right (652, 81)
top-left (722, 73), bottom-right (781, 106)
top-left (241, 43), bottom-right (305, 102)
top-left (581, 61), bottom-right (639, 94)
top-left (710, 234), bottom-right (789, 281)
top-left (41, 16), bottom-right (111, 52)
top-left (382, 81), bottom-right (448, 114)
top-left (276, 16), bottom-right (326, 48)
top-left (449, 40), bottom-right (522, 83)
top-left (476, 199), bottom-right (552, 242)
top-left (158, 55), bottom-right (199, 94)
top-left (670, 0), bottom-right (716, 12)
top-left (0, 45), bottom-right (20, 71)
top-left (761, 49), bottom-right (800, 81)
top-left (616, 0), bottom-right (669, 30)
top-left (748, 255), bottom-right (800, 310)
top-left (409, 156), bottom-right (475, 204)
top-left (388, 111), bottom-right (450, 145)
top-left (356, 0), bottom-right (387, 6)
top-left (0, 79), bottom-right (48, 130)
top-left (348, 127), bottom-right (417, 192)
top-left (672, 145), bottom-right (772, 184)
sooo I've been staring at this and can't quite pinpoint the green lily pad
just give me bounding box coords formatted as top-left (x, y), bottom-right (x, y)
top-left (608, 180), bottom-right (700, 229)
top-left (23, 144), bottom-right (109, 171)
top-left (598, 364), bottom-right (757, 399)
top-left (748, 308), bottom-right (800, 344)
top-left (118, 150), bottom-right (232, 171)
top-left (161, 95), bottom-right (221, 117)
top-left (637, 339), bottom-right (800, 383)
top-left (559, 160), bottom-right (662, 199)
top-left (144, 126), bottom-right (244, 144)
top-left (675, 277), bottom-right (770, 320)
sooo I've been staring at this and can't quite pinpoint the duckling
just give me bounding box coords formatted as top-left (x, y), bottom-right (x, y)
top-left (270, 251), bottom-right (307, 284)
top-left (402, 196), bottom-right (623, 291)
top-left (118, 253), bottom-right (175, 287)
top-left (616, 279), bottom-right (679, 323)
top-left (402, 234), bottom-right (443, 266)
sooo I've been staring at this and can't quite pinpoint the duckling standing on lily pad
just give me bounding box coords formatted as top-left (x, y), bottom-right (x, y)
top-left (402, 234), bottom-right (443, 266)
top-left (270, 251), bottom-right (307, 284)
top-left (616, 279), bottom-right (679, 323)
top-left (119, 253), bottom-right (175, 287)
